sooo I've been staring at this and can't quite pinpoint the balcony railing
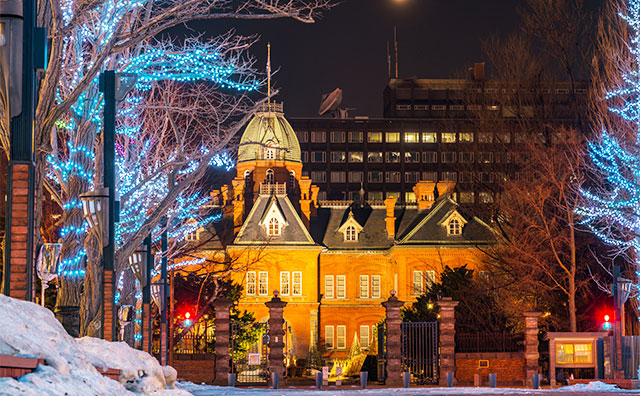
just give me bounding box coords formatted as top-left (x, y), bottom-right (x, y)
top-left (260, 183), bottom-right (286, 195)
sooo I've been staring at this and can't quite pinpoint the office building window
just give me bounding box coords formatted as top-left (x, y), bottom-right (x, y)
top-left (386, 132), bottom-right (400, 143)
top-left (459, 172), bottom-right (472, 183)
top-left (337, 325), bottom-right (347, 349)
top-left (386, 152), bottom-right (401, 163)
top-left (368, 132), bottom-right (383, 143)
top-left (258, 272), bottom-right (268, 296)
top-left (325, 326), bottom-right (335, 349)
top-left (359, 275), bottom-right (369, 298)
top-left (405, 172), bottom-right (420, 183)
top-left (349, 171), bottom-right (363, 183)
top-left (459, 191), bottom-right (475, 204)
top-left (318, 191), bottom-right (327, 200)
top-left (422, 132), bottom-right (437, 143)
top-left (368, 172), bottom-right (383, 183)
top-left (405, 132), bottom-right (420, 143)
top-left (495, 153), bottom-right (511, 163)
top-left (331, 172), bottom-right (346, 183)
top-left (324, 275), bottom-right (334, 299)
top-left (311, 152), bottom-right (326, 162)
top-left (331, 131), bottom-right (345, 143)
top-left (442, 132), bottom-right (456, 143)
top-left (293, 272), bottom-right (302, 296)
top-left (349, 152), bottom-right (363, 163)
top-left (459, 132), bottom-right (474, 142)
top-left (311, 171), bottom-right (326, 183)
top-left (405, 191), bottom-right (417, 202)
top-left (405, 152), bottom-right (420, 163)
top-left (480, 172), bottom-right (494, 183)
top-left (423, 151), bottom-right (438, 163)
top-left (331, 151), bottom-right (346, 163)
top-left (478, 133), bottom-right (493, 143)
top-left (496, 132), bottom-right (511, 143)
top-left (296, 131), bottom-right (308, 143)
top-left (387, 192), bottom-right (401, 199)
top-left (478, 152), bottom-right (493, 163)
top-left (441, 171), bottom-right (457, 182)
top-left (301, 152), bottom-right (309, 162)
top-left (367, 152), bottom-right (383, 163)
top-left (413, 271), bottom-right (423, 295)
top-left (360, 326), bottom-right (370, 348)
top-left (246, 272), bottom-right (256, 295)
top-left (280, 272), bottom-right (290, 295)
top-left (386, 172), bottom-right (401, 183)
top-left (479, 191), bottom-right (494, 203)
top-left (337, 275), bottom-right (346, 298)
top-left (425, 271), bottom-right (436, 288)
top-left (369, 191), bottom-right (383, 200)
top-left (311, 131), bottom-right (326, 143)
top-left (348, 131), bottom-right (363, 143)
top-left (459, 152), bottom-right (474, 163)
top-left (441, 152), bottom-right (456, 163)
top-left (422, 171), bottom-right (437, 182)
top-left (371, 275), bottom-right (381, 298)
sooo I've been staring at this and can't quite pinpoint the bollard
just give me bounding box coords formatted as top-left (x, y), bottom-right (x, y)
top-left (446, 372), bottom-right (454, 387)
top-left (402, 371), bottom-right (411, 388)
top-left (315, 372), bottom-right (322, 389)
top-left (360, 371), bottom-right (368, 389)
top-left (228, 373), bottom-right (236, 387)
top-left (474, 373), bottom-right (480, 387)
top-left (271, 372), bottom-right (280, 389)
top-left (533, 373), bottom-right (540, 390)
top-left (489, 373), bottom-right (496, 388)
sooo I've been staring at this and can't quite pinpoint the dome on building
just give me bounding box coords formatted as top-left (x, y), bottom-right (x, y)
top-left (237, 102), bottom-right (301, 163)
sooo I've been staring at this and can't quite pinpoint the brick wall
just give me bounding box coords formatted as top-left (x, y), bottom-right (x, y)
top-left (172, 354), bottom-right (215, 384)
top-left (455, 352), bottom-right (525, 386)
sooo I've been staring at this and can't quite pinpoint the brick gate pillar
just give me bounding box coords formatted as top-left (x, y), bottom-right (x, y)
top-left (523, 311), bottom-right (542, 387)
top-left (382, 290), bottom-right (404, 387)
top-left (438, 297), bottom-right (459, 386)
top-left (265, 290), bottom-right (287, 386)
top-left (212, 296), bottom-right (232, 385)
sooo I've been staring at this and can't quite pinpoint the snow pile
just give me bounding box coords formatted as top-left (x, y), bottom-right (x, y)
top-left (0, 294), bottom-right (191, 396)
top-left (558, 380), bottom-right (632, 392)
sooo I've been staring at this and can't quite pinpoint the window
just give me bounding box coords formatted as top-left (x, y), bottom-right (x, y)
top-left (459, 172), bottom-right (472, 183)
top-left (293, 272), bottom-right (302, 296)
top-left (349, 171), bottom-right (363, 183)
top-left (459, 152), bottom-right (474, 163)
top-left (386, 152), bottom-right (401, 163)
top-left (441, 171), bottom-right (457, 182)
top-left (296, 131), bottom-right (308, 143)
top-left (265, 146), bottom-right (275, 160)
top-left (367, 152), bottom-right (383, 163)
top-left (301, 152), bottom-right (309, 162)
top-left (459, 132), bottom-right (474, 142)
top-left (448, 219), bottom-right (462, 235)
top-left (337, 325), bottom-right (347, 349)
top-left (405, 172), bottom-right (420, 183)
top-left (331, 151), bottom-right (346, 163)
top-left (405, 191), bottom-right (417, 202)
top-left (422, 171), bottom-right (437, 182)
top-left (405, 132), bottom-right (419, 143)
top-left (349, 152), bottom-right (363, 163)
top-left (450, 104), bottom-right (465, 111)
top-left (413, 271), bottom-right (423, 295)
top-left (369, 191), bottom-right (383, 200)
top-left (441, 152), bottom-right (456, 163)
top-left (386, 172), bottom-right (401, 183)
top-left (478, 152), bottom-right (493, 163)
top-left (423, 152), bottom-right (438, 163)
top-left (368, 132), bottom-right (383, 143)
top-left (360, 326), bottom-right (370, 348)
top-left (246, 272), bottom-right (256, 295)
top-left (324, 276), bottom-right (334, 299)
top-left (425, 271), bottom-right (436, 288)
top-left (368, 172), bottom-right (383, 183)
top-left (311, 152), bottom-right (326, 162)
top-left (432, 104), bottom-right (446, 111)
top-left (268, 217), bottom-right (280, 236)
top-left (479, 172), bottom-right (494, 183)
top-left (258, 272), bottom-right (268, 296)
top-left (495, 153), bottom-right (511, 163)
top-left (496, 132), bottom-right (511, 143)
top-left (345, 225), bottom-right (357, 241)
top-left (318, 191), bottom-right (327, 200)
top-left (337, 275), bottom-right (346, 298)
top-left (514, 133), bottom-right (526, 144)
top-left (371, 275), bottom-right (381, 298)
top-left (280, 272), bottom-right (290, 295)
top-left (386, 132), bottom-right (400, 143)
top-left (244, 170), bottom-right (251, 183)
top-left (442, 132), bottom-right (456, 143)
top-left (325, 326), bottom-right (335, 349)
top-left (478, 133), bottom-right (493, 143)
top-left (348, 131), bottom-right (363, 143)
top-left (266, 169), bottom-right (274, 184)
top-left (387, 192), bottom-right (401, 199)
top-left (311, 131), bottom-right (326, 143)
top-left (331, 172), bottom-right (346, 183)
top-left (405, 152), bottom-right (420, 163)
top-left (359, 275), bottom-right (369, 298)
top-left (422, 132), bottom-right (437, 143)
top-left (311, 171), bottom-right (326, 183)
top-left (459, 191), bottom-right (474, 203)
top-left (479, 191), bottom-right (494, 203)
top-left (331, 131), bottom-right (345, 143)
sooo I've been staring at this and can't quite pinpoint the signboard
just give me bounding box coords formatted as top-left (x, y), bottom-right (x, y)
top-left (322, 366), bottom-right (329, 379)
top-left (248, 353), bottom-right (261, 365)
top-left (335, 366), bottom-right (342, 376)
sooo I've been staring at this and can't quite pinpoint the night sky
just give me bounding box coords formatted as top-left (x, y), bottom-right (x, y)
top-left (184, 0), bottom-right (560, 117)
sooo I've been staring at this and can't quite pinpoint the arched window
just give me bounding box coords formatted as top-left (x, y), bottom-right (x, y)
top-left (289, 170), bottom-right (295, 190)
top-left (244, 170), bottom-right (251, 183)
top-left (265, 146), bottom-right (275, 160)
top-left (266, 169), bottom-right (274, 184)
top-left (448, 219), bottom-right (461, 235)
top-left (345, 225), bottom-right (357, 241)
top-left (268, 217), bottom-right (280, 236)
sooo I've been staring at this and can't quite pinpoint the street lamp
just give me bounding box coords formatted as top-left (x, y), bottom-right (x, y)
top-left (118, 304), bottom-right (135, 341)
top-left (128, 245), bottom-right (148, 287)
top-left (36, 243), bottom-right (61, 306)
top-left (79, 188), bottom-right (110, 248)
top-left (151, 282), bottom-right (162, 309)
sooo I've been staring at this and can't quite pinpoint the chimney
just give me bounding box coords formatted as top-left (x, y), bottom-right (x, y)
top-left (436, 181), bottom-right (456, 198)
top-left (413, 181), bottom-right (436, 210)
top-left (473, 62), bottom-right (485, 81)
top-left (298, 177), bottom-right (313, 229)
top-left (384, 195), bottom-right (397, 239)
top-left (231, 177), bottom-right (246, 228)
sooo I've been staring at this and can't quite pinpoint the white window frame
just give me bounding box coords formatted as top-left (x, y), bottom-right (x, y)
top-left (246, 272), bottom-right (256, 296)
top-left (292, 271), bottom-right (302, 296)
top-left (325, 326), bottom-right (335, 349)
top-left (324, 275), bottom-right (335, 299)
top-left (359, 275), bottom-right (369, 298)
top-left (268, 217), bottom-right (280, 236)
top-left (448, 219), bottom-right (462, 235)
top-left (345, 225), bottom-right (357, 241)
top-left (258, 271), bottom-right (268, 296)
top-left (280, 272), bottom-right (290, 296)
top-left (413, 270), bottom-right (423, 295)
top-left (337, 325), bottom-right (347, 349)
top-left (336, 275), bottom-right (346, 298)
top-left (360, 325), bottom-right (370, 348)
top-left (371, 275), bottom-right (381, 298)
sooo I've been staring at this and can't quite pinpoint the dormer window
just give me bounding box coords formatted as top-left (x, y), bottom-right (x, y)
top-left (266, 169), bottom-right (274, 184)
top-left (265, 146), bottom-right (275, 160)
top-left (268, 217), bottom-right (280, 236)
top-left (338, 209), bottom-right (363, 242)
top-left (441, 209), bottom-right (467, 237)
top-left (345, 225), bottom-right (357, 241)
top-left (448, 219), bottom-right (461, 235)
top-left (185, 218), bottom-right (200, 242)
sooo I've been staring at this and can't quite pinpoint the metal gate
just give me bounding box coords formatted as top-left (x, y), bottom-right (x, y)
top-left (401, 322), bottom-right (439, 384)
top-left (230, 322), bottom-right (269, 385)
top-left (377, 322), bottom-right (386, 383)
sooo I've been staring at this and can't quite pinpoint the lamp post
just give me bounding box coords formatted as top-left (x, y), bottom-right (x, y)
top-left (1, 0), bottom-right (46, 300)
top-left (612, 265), bottom-right (632, 376)
top-left (127, 242), bottom-right (151, 351)
top-left (35, 243), bottom-right (61, 306)
top-left (160, 219), bottom-right (169, 365)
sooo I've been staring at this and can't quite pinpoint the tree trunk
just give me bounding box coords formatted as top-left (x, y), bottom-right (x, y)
top-left (568, 275), bottom-right (577, 332)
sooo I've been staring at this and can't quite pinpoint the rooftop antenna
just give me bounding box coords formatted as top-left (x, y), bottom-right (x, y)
top-left (386, 40), bottom-right (391, 79)
top-left (394, 26), bottom-right (399, 79)
top-left (267, 42), bottom-right (272, 106)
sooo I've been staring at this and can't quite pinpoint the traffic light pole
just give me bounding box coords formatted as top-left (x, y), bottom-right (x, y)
top-left (142, 234), bottom-right (152, 353)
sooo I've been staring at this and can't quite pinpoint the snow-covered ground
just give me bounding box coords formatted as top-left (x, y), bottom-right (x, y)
top-left (179, 381), bottom-right (640, 395)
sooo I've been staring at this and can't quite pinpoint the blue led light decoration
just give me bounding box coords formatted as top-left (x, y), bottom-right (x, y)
top-left (577, 0), bottom-right (640, 298)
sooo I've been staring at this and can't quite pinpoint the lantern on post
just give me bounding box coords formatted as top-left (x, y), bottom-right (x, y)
top-left (127, 245), bottom-right (148, 287)
top-left (151, 282), bottom-right (162, 309)
top-left (118, 304), bottom-right (135, 341)
top-left (36, 243), bottom-right (61, 306)
top-left (79, 187), bottom-right (110, 248)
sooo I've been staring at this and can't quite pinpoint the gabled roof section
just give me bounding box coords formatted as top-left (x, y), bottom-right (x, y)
top-left (397, 197), bottom-right (494, 245)
top-left (234, 194), bottom-right (315, 245)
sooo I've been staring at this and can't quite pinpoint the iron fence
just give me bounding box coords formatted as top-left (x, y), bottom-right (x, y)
top-left (401, 322), bottom-right (439, 384)
top-left (174, 333), bottom-right (215, 354)
top-left (455, 331), bottom-right (523, 353)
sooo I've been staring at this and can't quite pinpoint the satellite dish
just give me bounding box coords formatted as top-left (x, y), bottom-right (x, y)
top-left (318, 88), bottom-right (343, 116)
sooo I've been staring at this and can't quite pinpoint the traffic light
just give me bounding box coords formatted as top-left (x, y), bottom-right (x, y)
top-left (184, 311), bottom-right (192, 327)
top-left (603, 314), bottom-right (611, 330)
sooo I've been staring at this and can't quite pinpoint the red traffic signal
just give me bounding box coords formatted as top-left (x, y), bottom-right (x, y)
top-left (603, 314), bottom-right (611, 330)
top-left (184, 311), bottom-right (192, 327)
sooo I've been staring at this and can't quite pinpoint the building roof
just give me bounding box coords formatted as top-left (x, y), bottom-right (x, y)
top-left (237, 103), bottom-right (301, 163)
